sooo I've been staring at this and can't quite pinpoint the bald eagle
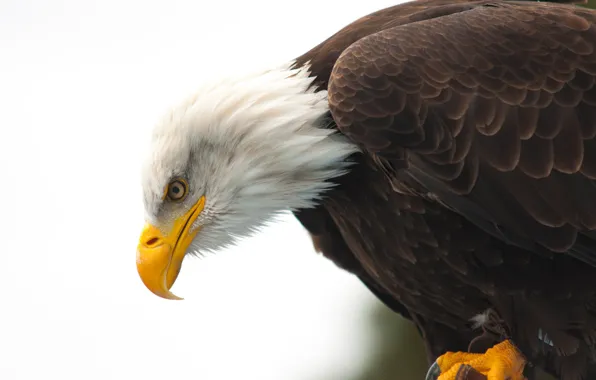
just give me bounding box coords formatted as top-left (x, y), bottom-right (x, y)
top-left (136, 0), bottom-right (596, 379)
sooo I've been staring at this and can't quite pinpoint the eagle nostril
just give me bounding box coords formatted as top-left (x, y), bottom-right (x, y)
top-left (145, 237), bottom-right (161, 247)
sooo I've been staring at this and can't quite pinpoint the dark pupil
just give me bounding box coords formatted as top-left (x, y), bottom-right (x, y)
top-left (172, 186), bottom-right (180, 194)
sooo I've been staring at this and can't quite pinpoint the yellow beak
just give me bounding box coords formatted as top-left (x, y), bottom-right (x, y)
top-left (136, 196), bottom-right (206, 300)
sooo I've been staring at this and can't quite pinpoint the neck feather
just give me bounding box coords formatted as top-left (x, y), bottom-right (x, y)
top-left (213, 61), bottom-right (361, 212)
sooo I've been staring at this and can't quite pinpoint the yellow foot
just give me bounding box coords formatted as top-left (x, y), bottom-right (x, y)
top-left (427, 340), bottom-right (527, 380)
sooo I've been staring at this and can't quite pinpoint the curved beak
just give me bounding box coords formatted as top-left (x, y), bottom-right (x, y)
top-left (136, 196), bottom-right (206, 300)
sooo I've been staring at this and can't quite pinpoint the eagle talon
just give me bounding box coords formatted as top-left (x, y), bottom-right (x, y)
top-left (425, 361), bottom-right (442, 380)
top-left (430, 340), bottom-right (526, 380)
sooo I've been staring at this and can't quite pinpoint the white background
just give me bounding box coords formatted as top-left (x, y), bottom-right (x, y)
top-left (0, 0), bottom-right (411, 379)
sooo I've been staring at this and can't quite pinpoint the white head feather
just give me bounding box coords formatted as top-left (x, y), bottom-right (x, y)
top-left (141, 62), bottom-right (360, 255)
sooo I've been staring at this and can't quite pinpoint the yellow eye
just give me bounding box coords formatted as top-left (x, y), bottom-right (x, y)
top-left (166, 178), bottom-right (188, 202)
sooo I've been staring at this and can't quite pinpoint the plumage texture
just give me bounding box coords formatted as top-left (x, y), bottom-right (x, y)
top-left (290, 1), bottom-right (596, 379)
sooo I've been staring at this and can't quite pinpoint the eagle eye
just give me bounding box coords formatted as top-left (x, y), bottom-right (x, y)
top-left (165, 178), bottom-right (188, 202)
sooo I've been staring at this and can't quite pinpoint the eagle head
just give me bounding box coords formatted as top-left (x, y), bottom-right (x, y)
top-left (136, 63), bottom-right (358, 300)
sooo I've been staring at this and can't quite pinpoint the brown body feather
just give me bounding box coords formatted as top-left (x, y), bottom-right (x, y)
top-left (291, 1), bottom-right (596, 379)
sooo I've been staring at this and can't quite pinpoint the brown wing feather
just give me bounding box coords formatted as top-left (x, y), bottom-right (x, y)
top-left (328, 1), bottom-right (596, 260)
top-left (293, 204), bottom-right (485, 367)
top-left (291, 2), bottom-right (596, 379)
